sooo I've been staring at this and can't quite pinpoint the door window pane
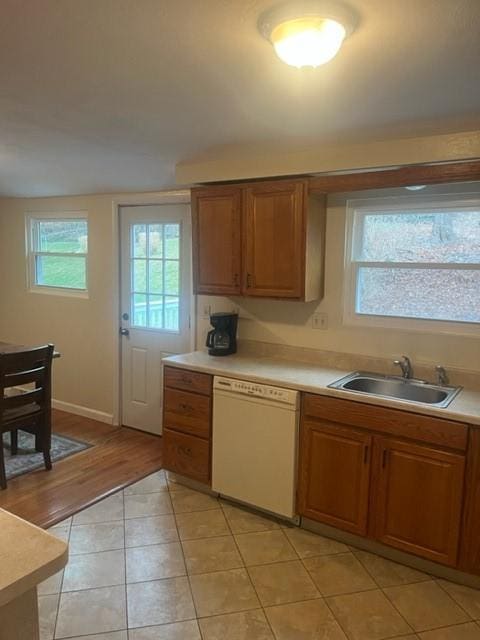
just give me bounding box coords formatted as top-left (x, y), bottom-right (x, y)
top-left (165, 261), bottom-right (179, 295)
top-left (149, 224), bottom-right (163, 258)
top-left (165, 297), bottom-right (180, 331)
top-left (132, 224), bottom-right (147, 258)
top-left (133, 259), bottom-right (147, 292)
top-left (132, 293), bottom-right (147, 326)
top-left (149, 261), bottom-right (163, 294)
top-left (356, 267), bottom-right (480, 323)
top-left (165, 224), bottom-right (180, 259)
top-left (130, 222), bottom-right (181, 331)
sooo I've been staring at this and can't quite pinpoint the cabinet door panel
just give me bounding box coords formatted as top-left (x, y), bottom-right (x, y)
top-left (244, 181), bottom-right (306, 298)
top-left (374, 438), bottom-right (465, 566)
top-left (298, 421), bottom-right (372, 535)
top-left (192, 187), bottom-right (242, 295)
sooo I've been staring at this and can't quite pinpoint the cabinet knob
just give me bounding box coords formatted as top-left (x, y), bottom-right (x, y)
top-left (247, 273), bottom-right (253, 288)
top-left (179, 403), bottom-right (192, 412)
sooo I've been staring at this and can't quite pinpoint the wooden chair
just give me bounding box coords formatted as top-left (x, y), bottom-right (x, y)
top-left (0, 344), bottom-right (54, 490)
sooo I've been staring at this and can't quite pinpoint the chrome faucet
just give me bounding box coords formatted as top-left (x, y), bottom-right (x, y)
top-left (435, 365), bottom-right (449, 386)
top-left (393, 355), bottom-right (413, 379)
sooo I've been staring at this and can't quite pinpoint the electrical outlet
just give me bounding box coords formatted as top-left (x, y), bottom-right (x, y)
top-left (201, 303), bottom-right (211, 319)
top-left (312, 312), bottom-right (328, 330)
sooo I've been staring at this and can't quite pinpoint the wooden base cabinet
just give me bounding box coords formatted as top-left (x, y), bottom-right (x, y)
top-left (372, 437), bottom-right (465, 566)
top-left (162, 366), bottom-right (212, 484)
top-left (298, 394), bottom-right (469, 569)
top-left (298, 421), bottom-right (372, 536)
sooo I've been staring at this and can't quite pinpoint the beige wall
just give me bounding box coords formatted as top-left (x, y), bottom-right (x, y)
top-left (197, 184), bottom-right (480, 376)
top-left (0, 194), bottom-right (117, 419)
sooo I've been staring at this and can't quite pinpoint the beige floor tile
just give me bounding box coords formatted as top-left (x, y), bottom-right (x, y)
top-left (124, 492), bottom-right (173, 519)
top-left (265, 598), bottom-right (347, 640)
top-left (284, 528), bottom-right (349, 558)
top-left (127, 577), bottom-right (195, 628)
top-left (171, 487), bottom-right (220, 513)
top-left (354, 550), bottom-right (430, 587)
top-left (125, 514), bottom-right (178, 547)
top-left (72, 493), bottom-right (124, 525)
top-left (38, 594), bottom-right (59, 640)
top-left (126, 542), bottom-right (186, 582)
top-left (124, 470), bottom-right (168, 495)
top-left (175, 509), bottom-right (230, 540)
top-left (419, 623), bottom-right (480, 639)
top-left (182, 535), bottom-right (243, 574)
top-left (199, 609), bottom-right (274, 640)
top-left (248, 560), bottom-right (320, 606)
top-left (69, 522), bottom-right (124, 554)
top-left (38, 570), bottom-right (64, 596)
top-left (327, 589), bottom-right (413, 640)
top-left (234, 530), bottom-right (297, 566)
top-left (129, 621), bottom-right (201, 639)
top-left (303, 552), bottom-right (376, 596)
top-left (437, 580), bottom-right (480, 619)
top-left (384, 581), bottom-right (470, 632)
top-left (55, 585), bottom-right (127, 638)
top-left (66, 634), bottom-right (128, 640)
top-left (189, 568), bottom-right (260, 617)
top-left (62, 549), bottom-right (125, 591)
top-left (222, 503), bottom-right (280, 534)
top-left (47, 526), bottom-right (70, 543)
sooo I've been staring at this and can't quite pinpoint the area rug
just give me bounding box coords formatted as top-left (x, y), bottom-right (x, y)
top-left (2, 432), bottom-right (92, 480)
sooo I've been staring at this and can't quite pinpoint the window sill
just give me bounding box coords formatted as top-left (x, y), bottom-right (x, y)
top-left (343, 311), bottom-right (480, 338)
top-left (28, 286), bottom-right (89, 300)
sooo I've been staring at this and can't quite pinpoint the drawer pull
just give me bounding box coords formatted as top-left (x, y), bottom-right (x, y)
top-left (363, 444), bottom-right (369, 464)
top-left (179, 403), bottom-right (193, 412)
top-left (382, 449), bottom-right (389, 468)
top-left (179, 445), bottom-right (192, 456)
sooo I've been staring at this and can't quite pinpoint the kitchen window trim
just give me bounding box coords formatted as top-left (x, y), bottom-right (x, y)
top-left (25, 211), bottom-right (89, 298)
top-left (343, 195), bottom-right (480, 337)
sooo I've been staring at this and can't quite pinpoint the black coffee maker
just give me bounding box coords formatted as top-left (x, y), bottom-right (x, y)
top-left (206, 312), bottom-right (238, 356)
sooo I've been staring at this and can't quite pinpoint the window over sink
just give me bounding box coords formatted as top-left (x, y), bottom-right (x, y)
top-left (344, 193), bottom-right (480, 334)
top-left (26, 213), bottom-right (88, 296)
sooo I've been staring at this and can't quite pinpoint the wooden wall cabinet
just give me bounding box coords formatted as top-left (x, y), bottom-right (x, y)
top-left (191, 179), bottom-right (326, 301)
top-left (162, 366), bottom-right (212, 484)
top-left (298, 394), bottom-right (469, 568)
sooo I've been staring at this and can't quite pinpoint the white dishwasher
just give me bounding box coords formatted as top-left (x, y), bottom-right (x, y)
top-left (212, 376), bottom-right (299, 519)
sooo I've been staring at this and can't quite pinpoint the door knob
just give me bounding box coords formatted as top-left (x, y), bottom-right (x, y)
top-left (120, 328), bottom-right (130, 336)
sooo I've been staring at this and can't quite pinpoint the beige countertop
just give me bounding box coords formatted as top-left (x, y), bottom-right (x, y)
top-left (0, 509), bottom-right (68, 607)
top-left (163, 351), bottom-right (480, 426)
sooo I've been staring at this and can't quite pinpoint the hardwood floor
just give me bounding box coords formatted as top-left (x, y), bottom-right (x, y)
top-left (0, 409), bottom-right (163, 528)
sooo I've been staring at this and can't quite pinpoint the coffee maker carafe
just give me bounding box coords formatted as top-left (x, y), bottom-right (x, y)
top-left (206, 312), bottom-right (238, 356)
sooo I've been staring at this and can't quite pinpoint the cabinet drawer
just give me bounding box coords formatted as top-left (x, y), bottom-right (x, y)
top-left (303, 394), bottom-right (468, 451)
top-left (164, 388), bottom-right (211, 439)
top-left (164, 366), bottom-right (212, 396)
top-left (163, 429), bottom-right (210, 484)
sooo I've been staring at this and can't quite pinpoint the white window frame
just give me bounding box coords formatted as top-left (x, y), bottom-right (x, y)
top-left (343, 193), bottom-right (480, 336)
top-left (26, 211), bottom-right (89, 298)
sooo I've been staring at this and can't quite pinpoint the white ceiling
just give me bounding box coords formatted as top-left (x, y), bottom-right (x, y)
top-left (1, 0), bottom-right (480, 197)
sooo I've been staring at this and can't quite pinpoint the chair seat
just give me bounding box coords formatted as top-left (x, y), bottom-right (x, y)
top-left (3, 402), bottom-right (41, 423)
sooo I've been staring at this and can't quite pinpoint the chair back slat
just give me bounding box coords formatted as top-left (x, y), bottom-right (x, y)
top-left (3, 387), bottom-right (44, 410)
top-left (5, 367), bottom-right (45, 388)
top-left (0, 345), bottom-right (54, 431)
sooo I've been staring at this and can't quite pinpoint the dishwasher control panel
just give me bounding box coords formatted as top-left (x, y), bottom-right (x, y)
top-left (214, 376), bottom-right (298, 406)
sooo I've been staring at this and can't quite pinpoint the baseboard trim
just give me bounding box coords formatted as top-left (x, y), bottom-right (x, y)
top-left (52, 399), bottom-right (115, 425)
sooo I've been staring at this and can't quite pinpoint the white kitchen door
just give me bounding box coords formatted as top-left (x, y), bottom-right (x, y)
top-left (120, 204), bottom-right (192, 434)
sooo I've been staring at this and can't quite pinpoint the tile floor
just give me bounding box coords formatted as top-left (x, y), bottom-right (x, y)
top-left (40, 470), bottom-right (480, 640)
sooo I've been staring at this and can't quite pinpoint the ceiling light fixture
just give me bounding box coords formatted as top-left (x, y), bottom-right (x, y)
top-left (258, 1), bottom-right (358, 68)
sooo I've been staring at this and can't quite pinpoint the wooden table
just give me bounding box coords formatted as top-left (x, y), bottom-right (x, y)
top-left (0, 509), bottom-right (68, 640)
top-left (0, 343), bottom-right (61, 358)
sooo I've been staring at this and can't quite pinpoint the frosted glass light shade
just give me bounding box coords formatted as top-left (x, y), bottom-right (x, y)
top-left (272, 17), bottom-right (346, 68)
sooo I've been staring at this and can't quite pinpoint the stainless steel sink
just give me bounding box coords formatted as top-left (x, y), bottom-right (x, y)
top-left (328, 372), bottom-right (461, 408)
